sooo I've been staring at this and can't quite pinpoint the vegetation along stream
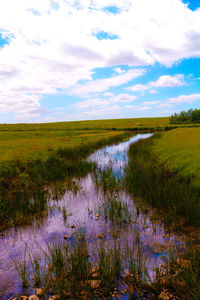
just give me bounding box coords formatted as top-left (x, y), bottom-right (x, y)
top-left (0, 134), bottom-right (185, 299)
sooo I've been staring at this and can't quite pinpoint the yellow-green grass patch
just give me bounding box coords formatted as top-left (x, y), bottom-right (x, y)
top-left (152, 128), bottom-right (200, 186)
top-left (0, 117), bottom-right (184, 132)
top-left (0, 130), bottom-right (123, 163)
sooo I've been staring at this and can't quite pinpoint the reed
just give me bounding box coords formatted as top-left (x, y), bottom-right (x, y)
top-left (99, 194), bottom-right (131, 224)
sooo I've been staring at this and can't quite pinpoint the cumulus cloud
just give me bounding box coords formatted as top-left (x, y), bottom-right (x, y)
top-left (168, 93), bottom-right (200, 104)
top-left (69, 69), bottom-right (145, 96)
top-left (0, 0), bottom-right (200, 121)
top-left (127, 74), bottom-right (186, 94)
top-left (75, 93), bottom-right (137, 109)
top-left (125, 105), bottom-right (150, 110)
top-left (157, 93), bottom-right (200, 108)
top-left (114, 67), bottom-right (125, 74)
top-left (142, 101), bottom-right (161, 105)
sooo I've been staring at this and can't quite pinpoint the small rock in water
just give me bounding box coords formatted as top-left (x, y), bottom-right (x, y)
top-left (28, 296), bottom-right (39, 300)
top-left (88, 280), bottom-right (101, 289)
top-left (62, 290), bottom-right (70, 297)
top-left (71, 224), bottom-right (76, 229)
top-left (36, 288), bottom-right (44, 296)
top-left (98, 233), bottom-right (104, 239)
top-left (48, 296), bottom-right (60, 300)
top-left (64, 235), bottom-right (70, 240)
top-left (91, 267), bottom-right (99, 278)
top-left (158, 291), bottom-right (169, 300)
top-left (150, 242), bottom-right (167, 254)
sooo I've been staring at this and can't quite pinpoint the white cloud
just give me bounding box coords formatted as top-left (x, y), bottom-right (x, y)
top-left (150, 74), bottom-right (186, 88)
top-left (114, 67), bottom-right (125, 74)
top-left (149, 89), bottom-right (158, 94)
top-left (0, 0), bottom-right (200, 121)
top-left (143, 101), bottom-right (161, 105)
top-left (110, 93), bottom-right (137, 103)
top-left (125, 105), bottom-right (150, 110)
top-left (168, 93), bottom-right (200, 104)
top-left (75, 93), bottom-right (137, 109)
top-left (127, 84), bottom-right (148, 95)
top-left (157, 93), bottom-right (200, 108)
top-left (69, 69), bottom-right (145, 96)
top-left (127, 74), bottom-right (186, 94)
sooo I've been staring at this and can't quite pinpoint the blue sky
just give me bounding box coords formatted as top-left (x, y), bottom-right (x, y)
top-left (0, 0), bottom-right (200, 123)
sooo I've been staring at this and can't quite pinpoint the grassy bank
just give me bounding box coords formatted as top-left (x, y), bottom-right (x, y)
top-left (0, 131), bottom-right (134, 230)
top-left (152, 128), bottom-right (200, 187)
top-left (125, 134), bottom-right (200, 227)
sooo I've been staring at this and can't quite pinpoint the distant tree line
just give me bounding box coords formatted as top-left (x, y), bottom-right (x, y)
top-left (170, 108), bottom-right (200, 123)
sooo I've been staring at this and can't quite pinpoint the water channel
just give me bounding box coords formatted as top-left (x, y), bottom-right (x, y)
top-left (0, 134), bottom-right (183, 299)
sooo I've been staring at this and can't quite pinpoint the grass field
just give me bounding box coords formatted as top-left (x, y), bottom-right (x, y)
top-left (152, 128), bottom-right (200, 187)
top-left (1, 116), bottom-right (200, 164)
top-left (1, 116), bottom-right (199, 134)
top-left (0, 129), bottom-right (125, 162)
top-left (0, 117), bottom-right (171, 131)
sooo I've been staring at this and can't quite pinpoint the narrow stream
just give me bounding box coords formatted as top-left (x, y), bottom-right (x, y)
top-left (0, 134), bottom-right (183, 299)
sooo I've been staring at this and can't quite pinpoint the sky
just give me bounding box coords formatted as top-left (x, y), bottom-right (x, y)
top-left (0, 0), bottom-right (200, 123)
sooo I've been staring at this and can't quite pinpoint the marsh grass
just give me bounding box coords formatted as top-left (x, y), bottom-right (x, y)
top-left (14, 227), bottom-right (160, 299)
top-left (125, 135), bottom-right (200, 227)
top-left (99, 194), bottom-right (132, 224)
top-left (0, 131), bottom-right (133, 230)
top-left (93, 167), bottom-right (120, 194)
top-left (62, 207), bottom-right (67, 221)
top-left (13, 243), bottom-right (30, 289)
top-left (30, 254), bottom-right (43, 288)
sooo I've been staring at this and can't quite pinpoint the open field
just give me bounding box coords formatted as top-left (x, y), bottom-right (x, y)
top-left (1, 116), bottom-right (200, 134)
top-left (1, 116), bottom-right (200, 164)
top-left (0, 117), bottom-right (171, 131)
top-left (0, 129), bottom-right (126, 163)
top-left (152, 128), bottom-right (200, 187)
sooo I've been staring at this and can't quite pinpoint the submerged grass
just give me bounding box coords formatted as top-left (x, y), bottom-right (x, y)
top-left (99, 195), bottom-right (132, 224)
top-left (14, 228), bottom-right (157, 299)
top-left (14, 228), bottom-right (200, 299)
top-left (125, 134), bottom-right (200, 227)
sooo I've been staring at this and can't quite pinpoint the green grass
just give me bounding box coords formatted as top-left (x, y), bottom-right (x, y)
top-left (152, 128), bottom-right (200, 187)
top-left (99, 194), bottom-right (132, 224)
top-left (125, 136), bottom-right (200, 227)
top-left (0, 129), bottom-right (125, 163)
top-left (0, 117), bottom-right (171, 132)
top-left (14, 228), bottom-right (157, 299)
